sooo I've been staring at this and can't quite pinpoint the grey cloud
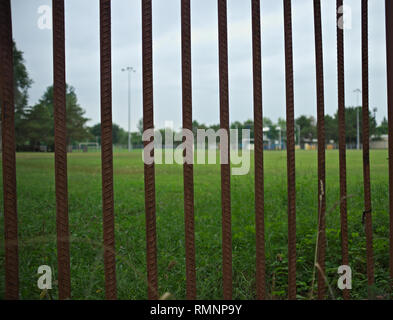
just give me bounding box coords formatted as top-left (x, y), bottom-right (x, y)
top-left (11, 0), bottom-right (388, 132)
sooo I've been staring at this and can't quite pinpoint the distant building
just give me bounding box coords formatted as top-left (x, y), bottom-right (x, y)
top-left (370, 134), bottom-right (388, 149)
top-left (243, 128), bottom-right (272, 150)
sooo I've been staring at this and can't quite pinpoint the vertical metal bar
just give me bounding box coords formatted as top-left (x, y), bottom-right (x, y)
top-left (181, 0), bottom-right (197, 300)
top-left (313, 0), bottom-right (326, 300)
top-left (52, 0), bottom-right (71, 300)
top-left (386, 0), bottom-right (393, 290)
top-left (217, 0), bottom-right (232, 300)
top-left (283, 0), bottom-right (296, 300)
top-left (337, 0), bottom-right (350, 300)
top-left (251, 0), bottom-right (266, 300)
top-left (100, 0), bottom-right (117, 300)
top-left (361, 0), bottom-right (375, 296)
top-left (0, 0), bottom-right (19, 300)
top-left (142, 0), bottom-right (158, 300)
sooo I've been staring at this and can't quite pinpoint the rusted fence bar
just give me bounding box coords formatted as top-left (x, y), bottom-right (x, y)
top-left (3, 0), bottom-right (392, 302)
top-left (217, 0), bottom-right (232, 300)
top-left (0, 0), bottom-right (19, 300)
top-left (181, 0), bottom-right (197, 300)
top-left (251, 0), bottom-right (266, 300)
top-left (283, 0), bottom-right (297, 300)
top-left (313, 0), bottom-right (327, 300)
top-left (142, 0), bottom-right (159, 300)
top-left (361, 0), bottom-right (375, 295)
top-left (336, 0), bottom-right (350, 300)
top-left (385, 0), bottom-right (393, 289)
top-left (100, 0), bottom-right (117, 300)
top-left (52, 0), bottom-right (71, 300)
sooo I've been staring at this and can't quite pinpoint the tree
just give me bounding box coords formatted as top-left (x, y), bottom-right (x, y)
top-left (137, 118), bottom-right (144, 135)
top-left (296, 115), bottom-right (316, 146)
top-left (277, 118), bottom-right (286, 131)
top-left (24, 100), bottom-right (53, 149)
top-left (324, 114), bottom-right (338, 144)
top-left (230, 119), bottom-right (254, 144)
top-left (112, 124), bottom-right (127, 145)
top-left (334, 107), bottom-right (377, 146)
top-left (242, 119), bottom-right (254, 140)
top-left (131, 132), bottom-right (143, 146)
top-left (209, 124), bottom-right (220, 132)
top-left (12, 42), bottom-right (33, 148)
top-left (24, 85), bottom-right (91, 150)
top-left (230, 121), bottom-right (243, 130)
top-left (263, 117), bottom-right (273, 127)
top-left (192, 120), bottom-right (207, 137)
top-left (89, 123), bottom-right (101, 144)
top-left (376, 117), bottom-right (388, 136)
top-left (266, 125), bottom-right (279, 141)
top-left (89, 123), bottom-right (128, 145)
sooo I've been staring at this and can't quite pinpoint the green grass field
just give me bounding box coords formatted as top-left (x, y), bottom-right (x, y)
top-left (0, 150), bottom-right (391, 300)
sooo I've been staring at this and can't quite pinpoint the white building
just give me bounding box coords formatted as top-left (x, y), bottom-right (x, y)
top-left (370, 134), bottom-right (389, 149)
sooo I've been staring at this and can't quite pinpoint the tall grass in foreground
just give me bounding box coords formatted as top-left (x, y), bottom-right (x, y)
top-left (0, 150), bottom-right (391, 299)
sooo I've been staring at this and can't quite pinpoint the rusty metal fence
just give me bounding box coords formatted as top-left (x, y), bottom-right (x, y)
top-left (0, 0), bottom-right (392, 300)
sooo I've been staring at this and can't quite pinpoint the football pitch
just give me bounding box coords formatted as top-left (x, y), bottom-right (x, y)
top-left (0, 150), bottom-right (391, 300)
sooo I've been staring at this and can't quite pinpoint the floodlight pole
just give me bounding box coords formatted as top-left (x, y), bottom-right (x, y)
top-left (122, 67), bottom-right (136, 152)
top-left (276, 126), bottom-right (282, 150)
top-left (354, 88), bottom-right (361, 150)
top-left (296, 124), bottom-right (301, 147)
top-left (357, 110), bottom-right (360, 150)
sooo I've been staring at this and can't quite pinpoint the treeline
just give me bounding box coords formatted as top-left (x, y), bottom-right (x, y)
top-left (100, 111), bottom-right (386, 148)
top-left (9, 42), bottom-right (389, 151)
top-left (191, 109), bottom-right (387, 146)
top-left (10, 42), bottom-right (91, 151)
top-left (241, 111), bottom-right (386, 146)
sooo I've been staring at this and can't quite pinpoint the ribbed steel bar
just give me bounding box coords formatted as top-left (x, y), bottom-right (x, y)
top-left (100, 0), bottom-right (117, 300)
top-left (337, 0), bottom-right (350, 300)
top-left (251, 0), bottom-right (266, 300)
top-left (181, 0), bottom-right (197, 300)
top-left (52, 0), bottom-right (71, 300)
top-left (142, 0), bottom-right (158, 300)
top-left (313, 0), bottom-right (326, 300)
top-left (283, 0), bottom-right (297, 300)
top-left (385, 0), bottom-right (393, 289)
top-left (217, 0), bottom-right (232, 300)
top-left (361, 0), bottom-right (375, 295)
top-left (0, 0), bottom-right (19, 300)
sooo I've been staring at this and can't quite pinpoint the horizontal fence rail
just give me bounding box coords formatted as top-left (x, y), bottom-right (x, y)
top-left (0, 0), bottom-right (392, 300)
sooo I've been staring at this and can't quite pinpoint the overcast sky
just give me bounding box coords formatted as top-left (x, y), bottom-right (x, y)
top-left (10, 0), bottom-right (388, 131)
